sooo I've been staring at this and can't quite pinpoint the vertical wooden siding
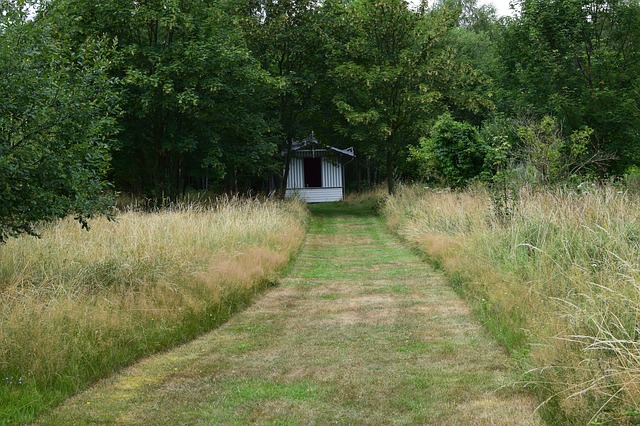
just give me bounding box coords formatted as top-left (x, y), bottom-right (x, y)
top-left (287, 158), bottom-right (343, 189)
top-left (322, 160), bottom-right (342, 188)
top-left (287, 158), bottom-right (305, 189)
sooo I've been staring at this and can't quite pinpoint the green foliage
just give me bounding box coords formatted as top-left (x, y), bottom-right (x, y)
top-left (488, 115), bottom-right (601, 187)
top-left (329, 0), bottom-right (492, 193)
top-left (434, 0), bottom-right (499, 33)
top-left (50, 0), bottom-right (276, 197)
top-left (514, 116), bottom-right (594, 184)
top-left (623, 165), bottom-right (640, 192)
top-left (484, 132), bottom-right (519, 222)
top-left (411, 113), bottom-right (485, 187)
top-left (409, 138), bottom-right (440, 183)
top-left (241, 0), bottom-right (323, 194)
top-left (0, 6), bottom-right (120, 242)
top-left (481, 114), bottom-right (605, 220)
top-left (479, 114), bottom-right (608, 220)
top-left (6, 0), bottom-right (640, 231)
top-left (497, 0), bottom-right (640, 171)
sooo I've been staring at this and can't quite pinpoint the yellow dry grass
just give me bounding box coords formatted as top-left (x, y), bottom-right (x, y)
top-left (34, 203), bottom-right (541, 425)
top-left (383, 185), bottom-right (640, 424)
top-left (0, 197), bottom-right (306, 424)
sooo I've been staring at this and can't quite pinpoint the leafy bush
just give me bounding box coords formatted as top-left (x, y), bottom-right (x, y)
top-left (0, 6), bottom-right (120, 242)
top-left (410, 113), bottom-right (485, 187)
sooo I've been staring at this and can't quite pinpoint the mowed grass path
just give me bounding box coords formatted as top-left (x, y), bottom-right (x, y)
top-left (35, 203), bottom-right (541, 425)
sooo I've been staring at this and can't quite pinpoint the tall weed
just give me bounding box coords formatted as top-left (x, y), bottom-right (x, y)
top-left (0, 197), bottom-right (306, 424)
top-left (384, 185), bottom-right (640, 424)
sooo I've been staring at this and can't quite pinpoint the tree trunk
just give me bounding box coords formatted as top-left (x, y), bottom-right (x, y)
top-left (279, 134), bottom-right (294, 199)
top-left (386, 145), bottom-right (395, 195)
top-left (355, 154), bottom-right (362, 192)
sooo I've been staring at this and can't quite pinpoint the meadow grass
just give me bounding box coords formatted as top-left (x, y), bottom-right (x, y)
top-left (0, 196), bottom-right (306, 425)
top-left (383, 185), bottom-right (640, 424)
top-left (35, 201), bottom-right (540, 425)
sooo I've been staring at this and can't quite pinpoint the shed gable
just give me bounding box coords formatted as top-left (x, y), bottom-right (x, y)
top-left (284, 135), bottom-right (354, 203)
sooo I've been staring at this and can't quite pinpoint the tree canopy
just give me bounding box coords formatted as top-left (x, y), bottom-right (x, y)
top-left (0, 2), bottom-right (119, 241)
top-left (3, 0), bottom-right (640, 236)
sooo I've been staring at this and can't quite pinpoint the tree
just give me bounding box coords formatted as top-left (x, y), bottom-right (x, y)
top-left (498, 115), bottom-right (608, 185)
top-left (50, 0), bottom-right (275, 197)
top-left (436, 0), bottom-right (498, 32)
top-left (241, 0), bottom-right (322, 195)
top-left (0, 3), bottom-right (120, 242)
top-left (329, 0), bottom-right (492, 193)
top-left (497, 0), bottom-right (640, 173)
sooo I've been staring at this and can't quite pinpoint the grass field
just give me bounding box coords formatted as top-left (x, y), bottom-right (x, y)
top-left (0, 197), bottom-right (306, 425)
top-left (34, 202), bottom-right (540, 425)
top-left (383, 185), bottom-right (640, 424)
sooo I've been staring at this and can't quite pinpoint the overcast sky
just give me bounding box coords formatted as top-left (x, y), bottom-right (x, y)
top-left (479, 0), bottom-right (515, 17)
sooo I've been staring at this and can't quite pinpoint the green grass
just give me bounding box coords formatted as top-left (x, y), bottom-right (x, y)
top-left (383, 185), bottom-right (640, 424)
top-left (36, 201), bottom-right (541, 425)
top-left (0, 198), bottom-right (306, 425)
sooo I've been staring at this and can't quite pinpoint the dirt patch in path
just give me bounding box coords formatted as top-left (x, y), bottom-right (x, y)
top-left (35, 204), bottom-right (542, 425)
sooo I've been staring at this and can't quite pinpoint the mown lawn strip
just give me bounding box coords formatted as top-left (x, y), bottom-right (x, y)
top-left (35, 202), bottom-right (541, 425)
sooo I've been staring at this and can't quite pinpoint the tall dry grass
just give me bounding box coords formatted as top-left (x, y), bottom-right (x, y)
top-left (384, 185), bottom-right (640, 424)
top-left (0, 196), bottom-right (306, 424)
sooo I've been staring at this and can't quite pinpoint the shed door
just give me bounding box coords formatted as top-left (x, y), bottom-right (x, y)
top-left (304, 157), bottom-right (322, 188)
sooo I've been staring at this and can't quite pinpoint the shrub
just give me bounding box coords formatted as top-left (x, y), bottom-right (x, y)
top-left (410, 113), bottom-right (485, 187)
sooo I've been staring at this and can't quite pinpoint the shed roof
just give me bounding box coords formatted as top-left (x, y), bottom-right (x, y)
top-left (292, 134), bottom-right (355, 158)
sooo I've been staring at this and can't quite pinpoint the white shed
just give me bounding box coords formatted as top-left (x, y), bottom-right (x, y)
top-left (285, 135), bottom-right (355, 203)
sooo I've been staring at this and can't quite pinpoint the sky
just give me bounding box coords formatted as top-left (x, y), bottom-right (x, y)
top-left (479, 0), bottom-right (516, 17)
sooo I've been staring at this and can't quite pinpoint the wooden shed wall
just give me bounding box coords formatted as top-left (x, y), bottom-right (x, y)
top-left (285, 187), bottom-right (344, 203)
top-left (286, 158), bottom-right (343, 189)
top-left (322, 159), bottom-right (342, 188)
top-left (285, 157), bottom-right (345, 202)
top-left (287, 157), bottom-right (305, 189)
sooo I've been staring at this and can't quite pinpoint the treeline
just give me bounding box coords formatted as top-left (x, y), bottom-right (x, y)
top-left (2, 0), bottom-right (640, 238)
